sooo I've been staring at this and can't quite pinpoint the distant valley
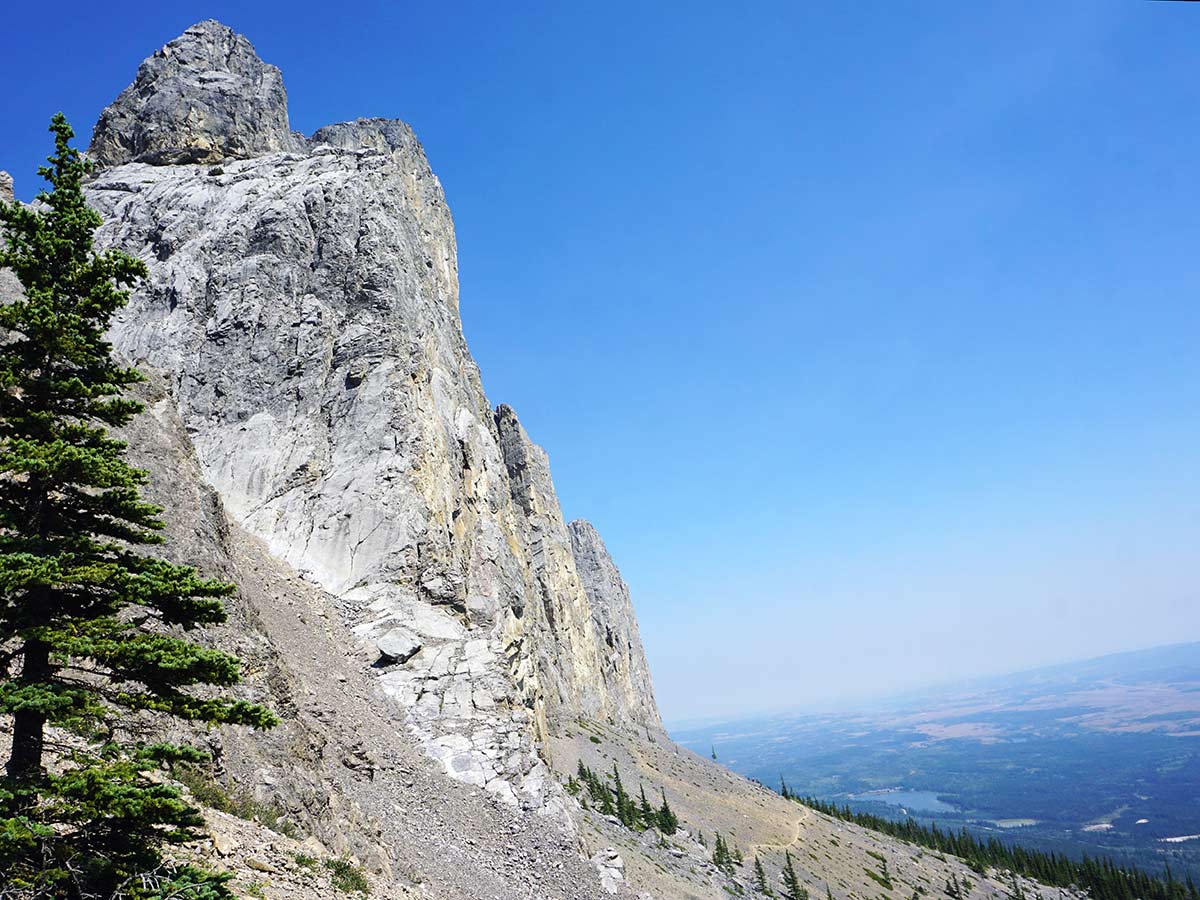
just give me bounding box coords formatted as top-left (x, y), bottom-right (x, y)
top-left (673, 643), bottom-right (1200, 879)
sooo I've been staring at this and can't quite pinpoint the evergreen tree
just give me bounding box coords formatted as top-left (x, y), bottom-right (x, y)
top-left (754, 856), bottom-right (774, 896)
top-left (611, 763), bottom-right (635, 828)
top-left (782, 850), bottom-right (806, 900)
top-left (780, 775), bottom-right (791, 800)
top-left (0, 115), bottom-right (276, 897)
top-left (713, 832), bottom-right (737, 876)
top-left (598, 780), bottom-right (616, 816)
top-left (639, 783), bottom-right (655, 828)
top-left (657, 787), bottom-right (679, 835)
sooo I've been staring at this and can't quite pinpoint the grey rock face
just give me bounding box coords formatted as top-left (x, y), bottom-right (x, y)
top-left (569, 520), bottom-right (662, 731)
top-left (376, 627), bottom-right (422, 664)
top-left (89, 20), bottom-right (304, 166)
top-left (109, 371), bottom-right (625, 900)
top-left (0, 173), bottom-right (22, 304)
top-left (85, 19), bottom-right (662, 808)
top-left (311, 118), bottom-right (420, 154)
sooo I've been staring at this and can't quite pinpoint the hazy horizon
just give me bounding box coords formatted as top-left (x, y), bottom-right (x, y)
top-left (661, 639), bottom-right (1200, 731)
top-left (3, 1), bottom-right (1197, 724)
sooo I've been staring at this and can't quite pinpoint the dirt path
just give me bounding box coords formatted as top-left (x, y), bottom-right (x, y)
top-left (750, 804), bottom-right (813, 854)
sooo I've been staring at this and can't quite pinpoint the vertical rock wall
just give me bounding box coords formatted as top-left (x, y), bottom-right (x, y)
top-left (80, 19), bottom-right (663, 808)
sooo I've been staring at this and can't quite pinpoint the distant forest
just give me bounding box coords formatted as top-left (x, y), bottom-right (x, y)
top-left (793, 793), bottom-right (1199, 900)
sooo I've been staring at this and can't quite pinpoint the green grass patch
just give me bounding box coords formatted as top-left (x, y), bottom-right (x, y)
top-left (175, 765), bottom-right (299, 837)
top-left (865, 868), bottom-right (894, 890)
top-left (325, 858), bottom-right (369, 894)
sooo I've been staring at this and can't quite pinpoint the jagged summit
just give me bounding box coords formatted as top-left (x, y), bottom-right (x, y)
top-left (89, 19), bottom-right (305, 166)
top-left (87, 21), bottom-right (422, 169)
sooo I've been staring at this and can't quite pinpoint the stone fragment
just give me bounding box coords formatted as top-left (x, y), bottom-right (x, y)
top-left (591, 848), bottom-right (625, 894)
top-left (376, 627), bottom-right (422, 664)
top-left (211, 831), bottom-right (239, 856)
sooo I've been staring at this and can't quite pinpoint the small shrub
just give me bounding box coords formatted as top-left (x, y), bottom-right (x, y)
top-left (590, 735), bottom-right (602, 744)
top-left (208, 166), bottom-right (225, 176)
top-left (325, 858), bottom-right (369, 894)
top-left (246, 882), bottom-right (266, 899)
top-left (175, 766), bottom-right (299, 837)
top-left (294, 852), bottom-right (318, 869)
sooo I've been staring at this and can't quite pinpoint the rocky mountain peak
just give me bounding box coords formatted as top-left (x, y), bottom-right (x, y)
top-left (88, 19), bottom-right (305, 166)
top-left (83, 17), bottom-right (663, 836)
top-left (0, 170), bottom-right (13, 204)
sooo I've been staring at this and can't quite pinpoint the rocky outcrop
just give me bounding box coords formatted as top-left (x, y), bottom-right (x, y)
top-left (108, 371), bottom-right (625, 900)
top-left (89, 20), bottom-right (304, 166)
top-left (83, 20), bottom-right (661, 810)
top-left (569, 520), bottom-right (662, 731)
top-left (0, 172), bottom-right (21, 304)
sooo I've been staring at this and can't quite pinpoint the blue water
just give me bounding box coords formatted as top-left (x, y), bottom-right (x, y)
top-left (849, 789), bottom-right (959, 813)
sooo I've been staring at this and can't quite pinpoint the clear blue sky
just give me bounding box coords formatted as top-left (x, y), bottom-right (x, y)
top-left (3, 2), bottom-right (1198, 724)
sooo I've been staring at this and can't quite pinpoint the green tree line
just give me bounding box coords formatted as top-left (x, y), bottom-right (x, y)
top-left (571, 760), bottom-right (679, 834)
top-left (797, 795), bottom-right (1200, 900)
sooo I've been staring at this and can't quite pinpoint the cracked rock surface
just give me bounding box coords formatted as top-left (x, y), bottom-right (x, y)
top-left (85, 18), bottom-right (663, 817)
top-left (89, 20), bottom-right (305, 166)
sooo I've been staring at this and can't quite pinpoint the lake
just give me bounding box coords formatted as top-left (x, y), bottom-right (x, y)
top-left (848, 789), bottom-right (959, 813)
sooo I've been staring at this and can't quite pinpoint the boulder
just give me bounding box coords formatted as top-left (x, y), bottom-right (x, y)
top-left (376, 627), bottom-right (422, 664)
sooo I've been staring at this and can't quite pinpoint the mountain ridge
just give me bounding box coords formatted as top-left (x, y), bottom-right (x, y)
top-left (0, 19), bottom-right (1132, 900)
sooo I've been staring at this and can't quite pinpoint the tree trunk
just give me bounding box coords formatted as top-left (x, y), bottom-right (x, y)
top-left (5, 638), bottom-right (50, 790)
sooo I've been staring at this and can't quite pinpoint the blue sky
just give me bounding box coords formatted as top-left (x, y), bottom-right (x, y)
top-left (3, 2), bottom-right (1198, 723)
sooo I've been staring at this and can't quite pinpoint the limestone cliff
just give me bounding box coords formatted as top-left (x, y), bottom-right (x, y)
top-left (90, 20), bottom-right (305, 166)
top-left (84, 19), bottom-right (662, 810)
top-left (1, 20), bottom-right (1093, 900)
top-left (568, 521), bottom-right (661, 731)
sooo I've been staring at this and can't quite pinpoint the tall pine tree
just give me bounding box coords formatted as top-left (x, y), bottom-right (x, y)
top-left (657, 787), bottom-right (679, 835)
top-left (783, 850), bottom-right (807, 900)
top-left (754, 856), bottom-right (775, 896)
top-left (638, 783), bottom-right (655, 829)
top-left (612, 764), bottom-right (635, 828)
top-left (0, 115), bottom-right (277, 897)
